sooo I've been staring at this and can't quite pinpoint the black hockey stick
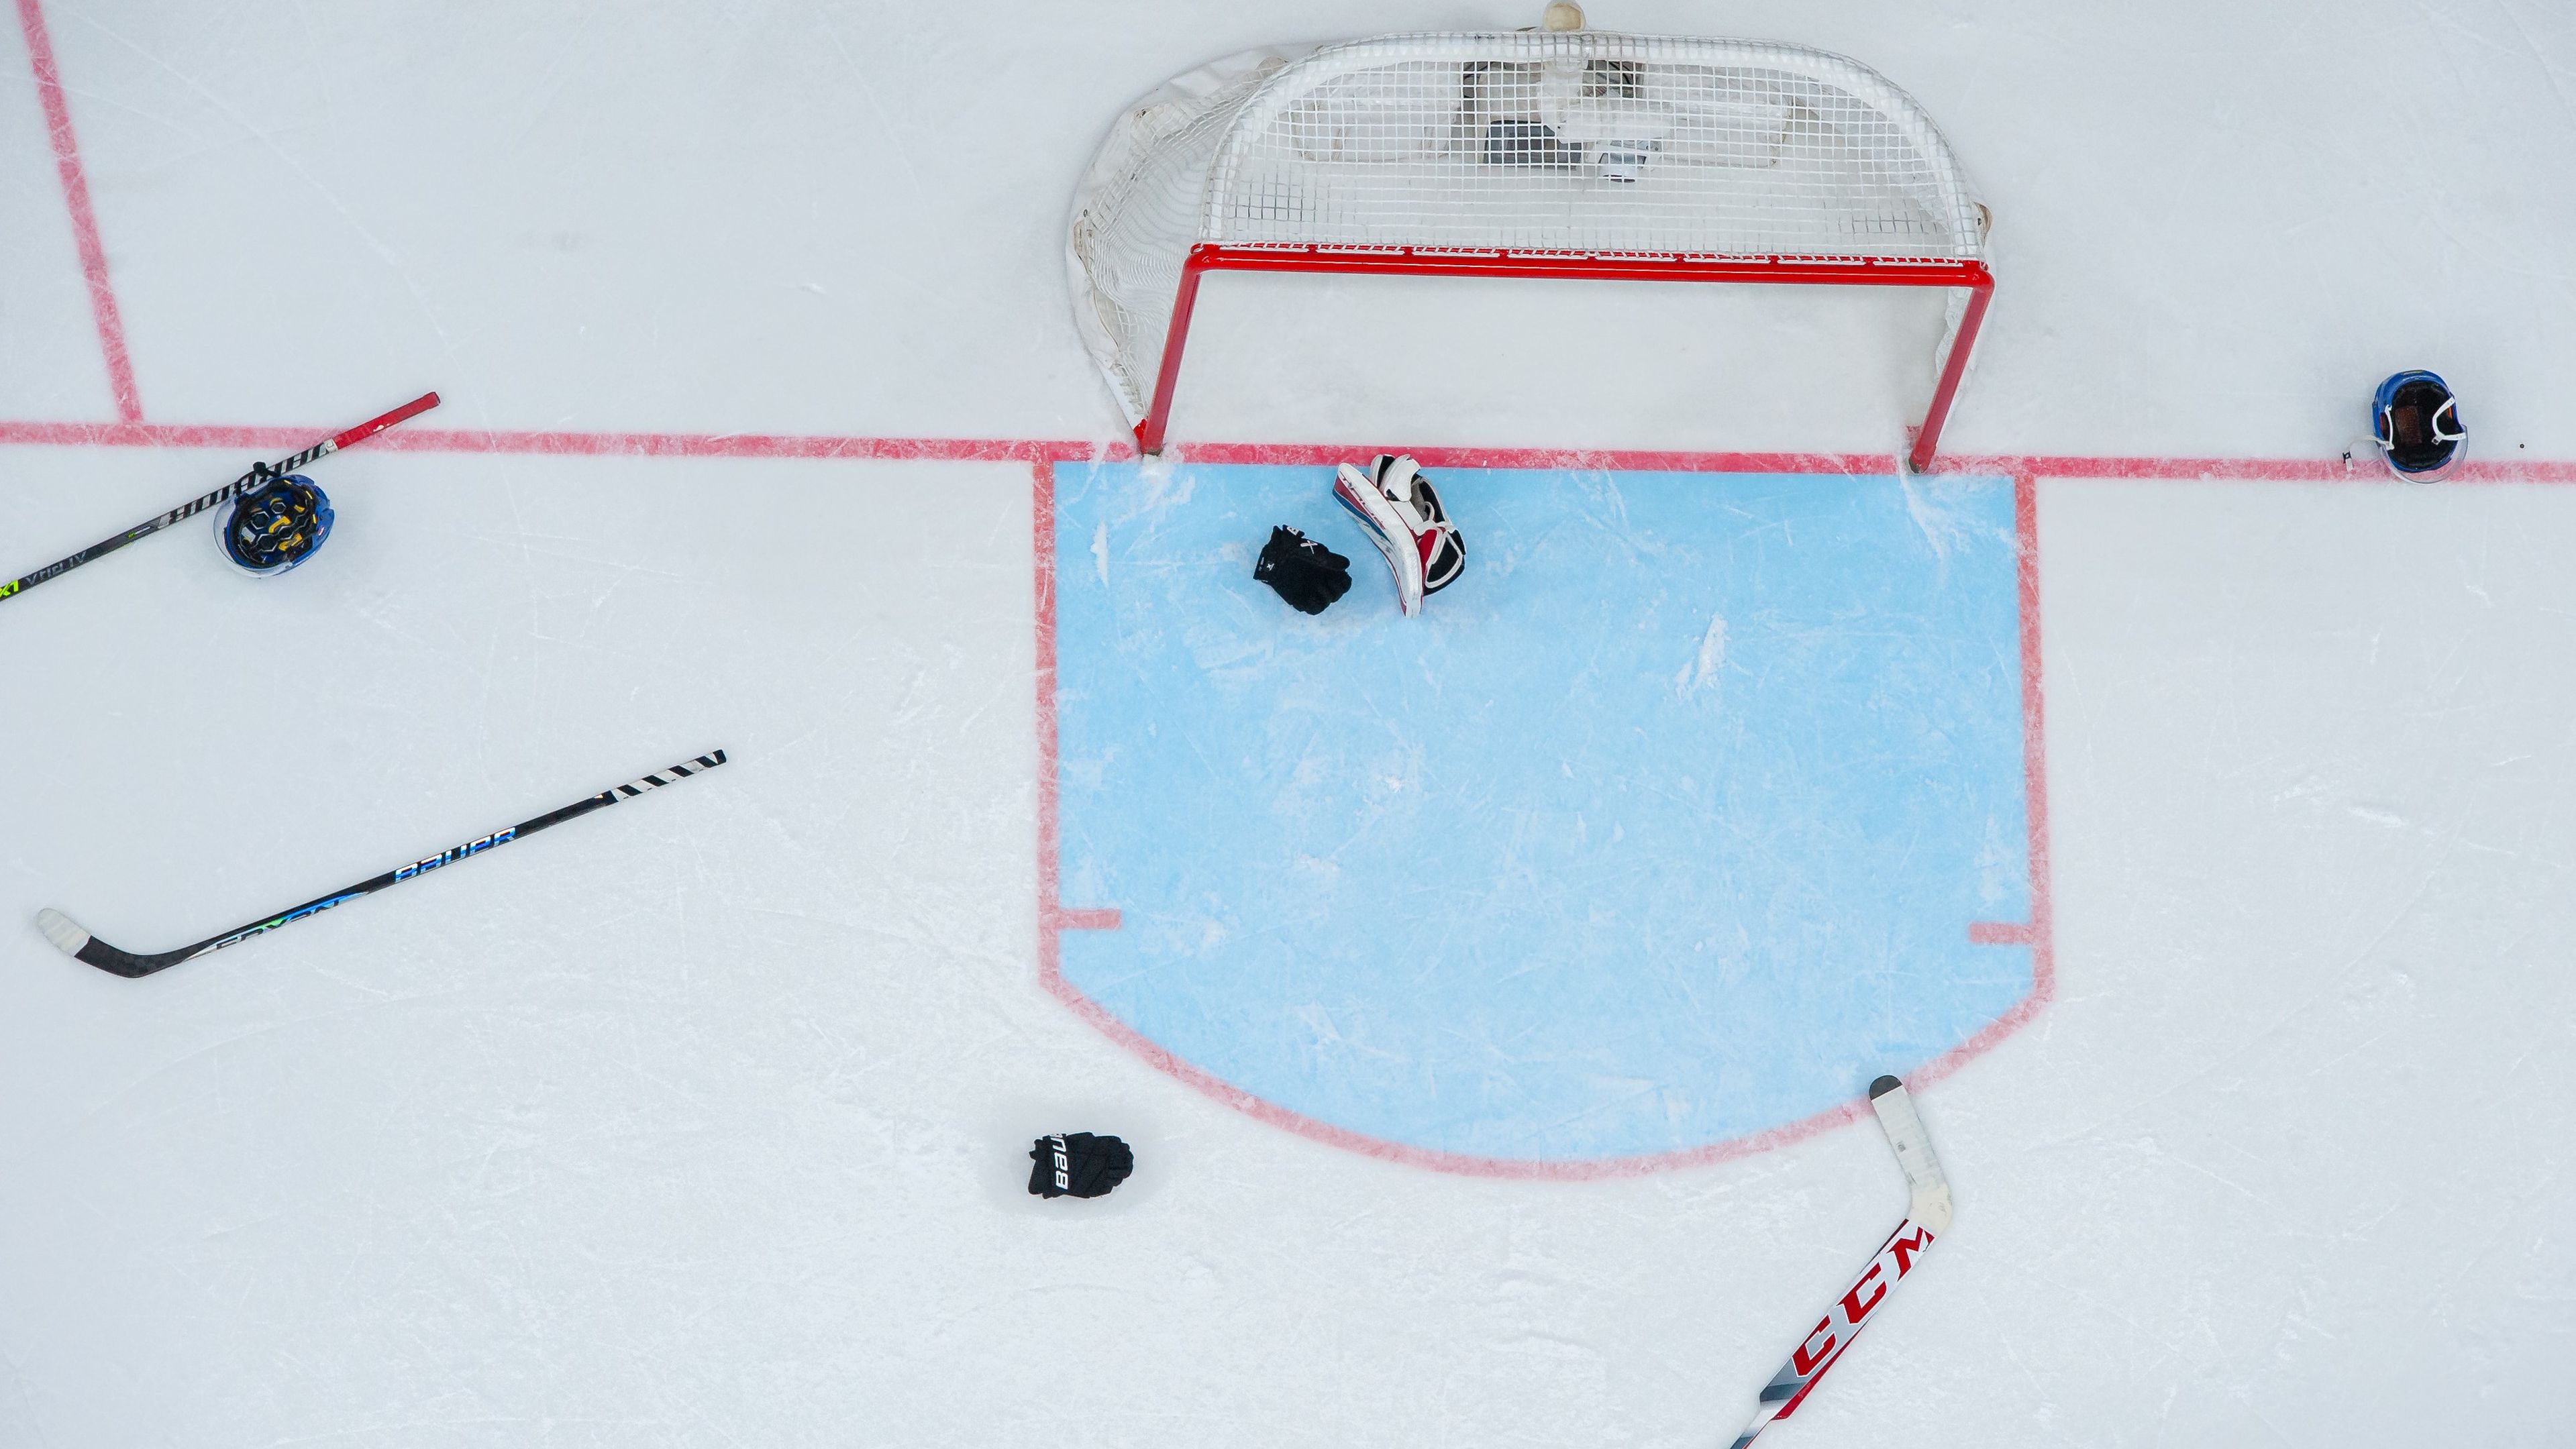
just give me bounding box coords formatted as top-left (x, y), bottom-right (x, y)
top-left (0, 392), bottom-right (440, 605)
top-left (36, 749), bottom-right (726, 978)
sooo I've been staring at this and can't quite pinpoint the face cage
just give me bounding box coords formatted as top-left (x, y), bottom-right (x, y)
top-left (229, 488), bottom-right (325, 568)
top-left (2377, 394), bottom-right (2466, 455)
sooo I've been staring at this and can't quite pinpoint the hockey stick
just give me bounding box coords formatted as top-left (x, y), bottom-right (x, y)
top-left (1726, 1075), bottom-right (1953, 1449)
top-left (36, 749), bottom-right (726, 978)
top-left (0, 391), bottom-right (440, 605)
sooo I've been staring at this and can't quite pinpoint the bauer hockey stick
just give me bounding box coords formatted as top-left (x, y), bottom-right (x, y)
top-left (1726, 1075), bottom-right (1953, 1449)
top-left (36, 749), bottom-right (726, 978)
top-left (0, 391), bottom-right (440, 604)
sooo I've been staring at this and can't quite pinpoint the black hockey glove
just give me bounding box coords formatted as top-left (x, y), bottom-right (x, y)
top-left (1254, 526), bottom-right (1351, 614)
top-left (1028, 1132), bottom-right (1135, 1199)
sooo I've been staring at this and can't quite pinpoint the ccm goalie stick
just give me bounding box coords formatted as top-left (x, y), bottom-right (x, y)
top-left (36, 750), bottom-right (726, 978)
top-left (0, 391), bottom-right (440, 604)
top-left (1727, 1075), bottom-right (1953, 1448)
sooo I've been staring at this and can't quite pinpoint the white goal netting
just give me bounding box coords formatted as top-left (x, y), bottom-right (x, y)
top-left (1068, 30), bottom-right (1988, 438)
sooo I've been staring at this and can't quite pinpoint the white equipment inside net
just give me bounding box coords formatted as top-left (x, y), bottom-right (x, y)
top-left (1067, 28), bottom-right (1992, 468)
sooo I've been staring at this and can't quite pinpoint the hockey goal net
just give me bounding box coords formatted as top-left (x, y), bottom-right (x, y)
top-left (1068, 28), bottom-right (1992, 468)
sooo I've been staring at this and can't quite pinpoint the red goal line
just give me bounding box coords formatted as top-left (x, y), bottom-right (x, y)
top-left (1, 417), bottom-right (2572, 485)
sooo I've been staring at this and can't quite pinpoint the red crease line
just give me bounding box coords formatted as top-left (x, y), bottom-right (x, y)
top-left (1875, 475), bottom-right (2055, 1103)
top-left (1025, 459), bottom-right (2065, 1179)
top-left (1033, 459), bottom-right (1066, 1000)
top-left (1041, 950), bottom-right (1879, 1181)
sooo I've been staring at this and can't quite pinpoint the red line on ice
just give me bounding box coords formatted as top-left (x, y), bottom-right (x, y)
top-left (1039, 976), bottom-right (1882, 1181)
top-left (1031, 459), bottom-right (1065, 969)
top-left (15, 0), bottom-right (142, 422)
top-left (1911, 474), bottom-right (2057, 1095)
top-left (1029, 460), bottom-right (1124, 939)
top-left (1938, 451), bottom-right (2576, 485)
top-left (0, 419), bottom-right (1111, 462)
top-left (7, 417), bottom-right (2573, 486)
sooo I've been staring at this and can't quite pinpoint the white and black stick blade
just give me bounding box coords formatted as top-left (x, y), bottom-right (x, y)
top-left (34, 908), bottom-right (164, 977)
top-left (1868, 1075), bottom-right (1953, 1233)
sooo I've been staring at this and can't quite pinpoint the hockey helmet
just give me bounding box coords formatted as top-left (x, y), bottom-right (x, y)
top-left (2372, 370), bottom-right (2465, 482)
top-left (216, 473), bottom-right (336, 575)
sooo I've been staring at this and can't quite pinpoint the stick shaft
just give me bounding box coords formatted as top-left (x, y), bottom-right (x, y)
top-left (1725, 1079), bottom-right (1951, 1448)
top-left (1725, 1218), bottom-right (1938, 1448)
top-left (43, 749), bottom-right (723, 977)
top-left (0, 392), bottom-right (439, 603)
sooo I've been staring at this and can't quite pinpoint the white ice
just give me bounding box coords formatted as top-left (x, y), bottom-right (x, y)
top-left (3, 2), bottom-right (2574, 1446)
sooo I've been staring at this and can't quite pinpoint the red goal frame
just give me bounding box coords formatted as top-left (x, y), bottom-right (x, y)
top-left (1137, 243), bottom-right (1994, 472)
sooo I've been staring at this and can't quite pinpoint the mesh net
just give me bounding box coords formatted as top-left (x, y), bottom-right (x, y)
top-left (1068, 32), bottom-right (1985, 430)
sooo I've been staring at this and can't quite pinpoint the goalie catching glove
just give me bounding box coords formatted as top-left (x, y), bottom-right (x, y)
top-left (1333, 454), bottom-right (1463, 616)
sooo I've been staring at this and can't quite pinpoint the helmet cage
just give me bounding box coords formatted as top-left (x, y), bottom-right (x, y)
top-left (2373, 371), bottom-right (2465, 479)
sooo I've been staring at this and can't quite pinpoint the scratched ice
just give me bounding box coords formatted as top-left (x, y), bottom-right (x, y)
top-left (1, 3), bottom-right (2572, 1446)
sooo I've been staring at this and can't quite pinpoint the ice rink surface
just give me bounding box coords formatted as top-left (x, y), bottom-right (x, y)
top-left (3, 1), bottom-right (2574, 1446)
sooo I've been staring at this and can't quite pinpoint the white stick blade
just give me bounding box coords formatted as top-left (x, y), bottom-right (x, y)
top-left (35, 908), bottom-right (91, 957)
top-left (1868, 1076), bottom-right (1953, 1233)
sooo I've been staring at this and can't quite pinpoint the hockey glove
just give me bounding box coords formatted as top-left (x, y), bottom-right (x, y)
top-left (1028, 1132), bottom-right (1135, 1199)
top-left (1253, 525), bottom-right (1352, 614)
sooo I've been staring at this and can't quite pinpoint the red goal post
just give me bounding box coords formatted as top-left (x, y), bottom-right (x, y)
top-left (1069, 31), bottom-right (1993, 470)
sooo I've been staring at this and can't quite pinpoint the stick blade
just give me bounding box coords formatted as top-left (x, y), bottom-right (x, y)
top-left (1867, 1075), bottom-right (1953, 1233)
top-left (35, 908), bottom-right (89, 957)
top-left (36, 907), bottom-right (170, 977)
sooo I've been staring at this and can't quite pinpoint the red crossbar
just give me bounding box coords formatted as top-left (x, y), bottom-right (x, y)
top-left (1138, 242), bottom-right (1995, 471)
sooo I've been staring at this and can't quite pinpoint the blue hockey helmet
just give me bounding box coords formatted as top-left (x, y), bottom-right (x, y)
top-left (215, 474), bottom-right (335, 576)
top-left (2372, 370), bottom-right (2465, 482)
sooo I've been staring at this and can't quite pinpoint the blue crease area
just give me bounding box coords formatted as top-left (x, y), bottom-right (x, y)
top-left (1053, 462), bottom-right (2031, 1162)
